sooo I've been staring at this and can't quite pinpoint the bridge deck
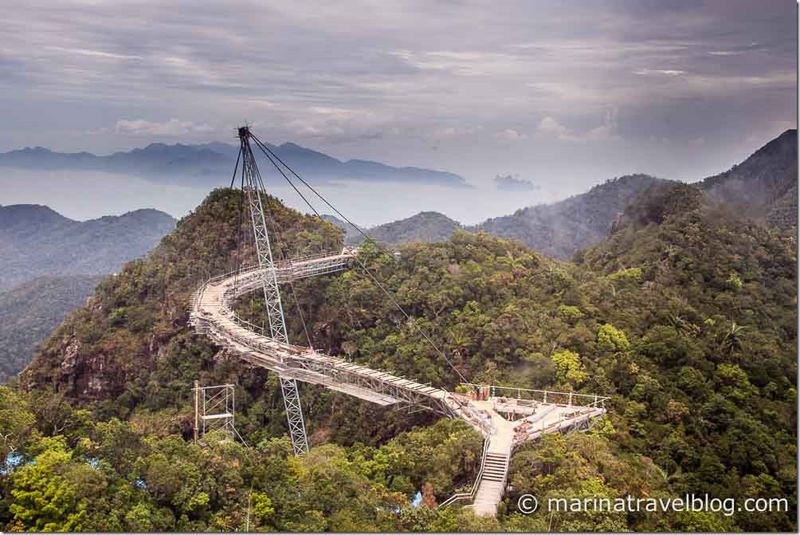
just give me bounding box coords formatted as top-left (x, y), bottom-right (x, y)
top-left (190, 251), bottom-right (608, 516)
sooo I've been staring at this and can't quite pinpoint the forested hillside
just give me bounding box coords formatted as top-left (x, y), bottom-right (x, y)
top-left (474, 174), bottom-right (666, 259)
top-left (345, 211), bottom-right (463, 247)
top-left (700, 129), bottom-right (797, 229)
top-left (0, 276), bottom-right (101, 382)
top-left (0, 205), bottom-right (175, 291)
top-left (2, 167), bottom-right (794, 531)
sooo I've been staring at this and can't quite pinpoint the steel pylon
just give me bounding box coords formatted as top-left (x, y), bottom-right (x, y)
top-left (238, 126), bottom-right (309, 455)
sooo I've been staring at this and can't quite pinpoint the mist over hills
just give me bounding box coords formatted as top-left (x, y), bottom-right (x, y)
top-left (349, 130), bottom-right (797, 259)
top-left (700, 129), bottom-right (797, 229)
top-left (0, 141), bottom-right (467, 188)
top-left (339, 211), bottom-right (463, 247)
top-left (475, 173), bottom-right (667, 259)
top-left (346, 174), bottom-right (666, 257)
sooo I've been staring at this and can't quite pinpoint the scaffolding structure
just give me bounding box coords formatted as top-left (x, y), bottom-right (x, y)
top-left (193, 381), bottom-right (239, 443)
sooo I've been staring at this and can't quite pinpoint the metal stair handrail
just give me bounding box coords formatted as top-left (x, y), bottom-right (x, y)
top-left (440, 435), bottom-right (491, 508)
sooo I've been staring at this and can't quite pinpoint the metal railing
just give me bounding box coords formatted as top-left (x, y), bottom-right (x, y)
top-left (460, 383), bottom-right (609, 408)
top-left (513, 404), bottom-right (605, 443)
top-left (440, 435), bottom-right (491, 509)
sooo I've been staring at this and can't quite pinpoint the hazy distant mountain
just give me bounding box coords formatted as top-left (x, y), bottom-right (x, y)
top-left (0, 275), bottom-right (101, 382)
top-left (0, 141), bottom-right (468, 188)
top-left (346, 211), bottom-right (463, 246)
top-left (0, 205), bottom-right (176, 290)
top-left (699, 129), bottom-right (797, 229)
top-left (330, 175), bottom-right (676, 255)
top-left (327, 130), bottom-right (797, 260)
top-left (474, 174), bottom-right (667, 259)
top-left (328, 175), bottom-right (669, 255)
top-left (0, 204), bottom-right (175, 380)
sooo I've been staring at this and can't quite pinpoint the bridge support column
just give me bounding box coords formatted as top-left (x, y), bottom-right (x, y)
top-left (280, 377), bottom-right (309, 455)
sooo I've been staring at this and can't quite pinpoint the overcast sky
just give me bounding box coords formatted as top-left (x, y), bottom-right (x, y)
top-left (0, 0), bottom-right (796, 223)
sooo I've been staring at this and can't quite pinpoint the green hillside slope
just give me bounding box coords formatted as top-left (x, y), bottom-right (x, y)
top-left (4, 176), bottom-right (796, 531)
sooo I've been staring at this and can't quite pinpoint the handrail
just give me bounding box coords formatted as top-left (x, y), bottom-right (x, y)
top-left (198, 247), bottom-right (355, 287)
top-left (460, 382), bottom-right (609, 408)
top-left (513, 405), bottom-right (606, 445)
top-left (440, 435), bottom-right (491, 508)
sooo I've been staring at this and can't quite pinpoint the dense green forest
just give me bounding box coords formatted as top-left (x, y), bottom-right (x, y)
top-left (2, 151), bottom-right (797, 532)
top-left (0, 275), bottom-right (101, 382)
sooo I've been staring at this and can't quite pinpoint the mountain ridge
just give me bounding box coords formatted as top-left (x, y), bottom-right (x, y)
top-left (699, 128), bottom-right (797, 228)
top-left (0, 140), bottom-right (468, 188)
top-left (345, 129), bottom-right (797, 259)
top-left (0, 204), bottom-right (177, 290)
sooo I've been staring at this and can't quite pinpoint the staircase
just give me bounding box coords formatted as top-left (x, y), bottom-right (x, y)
top-left (472, 450), bottom-right (511, 516)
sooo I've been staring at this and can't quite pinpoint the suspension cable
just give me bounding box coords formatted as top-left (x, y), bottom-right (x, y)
top-left (248, 133), bottom-right (467, 384)
top-left (229, 146), bottom-right (242, 188)
top-left (250, 134), bottom-right (371, 244)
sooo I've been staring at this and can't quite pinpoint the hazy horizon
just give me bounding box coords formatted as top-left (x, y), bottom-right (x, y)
top-left (0, 0), bottom-right (796, 225)
top-left (0, 123), bottom-right (793, 226)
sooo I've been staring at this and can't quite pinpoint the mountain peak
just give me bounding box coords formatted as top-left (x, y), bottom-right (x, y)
top-left (0, 204), bottom-right (74, 230)
top-left (700, 129), bottom-right (797, 227)
top-left (0, 204), bottom-right (175, 291)
top-left (346, 210), bottom-right (462, 246)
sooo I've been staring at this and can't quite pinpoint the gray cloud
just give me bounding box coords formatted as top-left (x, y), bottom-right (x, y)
top-left (494, 174), bottom-right (538, 192)
top-left (0, 0), bottom-right (795, 201)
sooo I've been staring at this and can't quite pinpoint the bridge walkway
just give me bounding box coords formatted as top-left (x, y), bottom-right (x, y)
top-left (190, 251), bottom-right (607, 516)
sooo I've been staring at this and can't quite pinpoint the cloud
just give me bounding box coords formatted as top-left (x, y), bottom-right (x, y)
top-left (114, 119), bottom-right (215, 136)
top-left (634, 68), bottom-right (686, 76)
top-left (0, 0), bottom-right (794, 192)
top-left (707, 50), bottom-right (742, 57)
top-left (536, 109), bottom-right (618, 142)
top-left (536, 117), bottom-right (572, 140)
top-left (494, 129), bottom-right (527, 142)
top-left (45, 46), bottom-right (142, 60)
top-left (494, 174), bottom-right (537, 192)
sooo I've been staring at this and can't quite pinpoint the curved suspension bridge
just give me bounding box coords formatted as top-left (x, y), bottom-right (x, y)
top-left (189, 126), bottom-right (608, 516)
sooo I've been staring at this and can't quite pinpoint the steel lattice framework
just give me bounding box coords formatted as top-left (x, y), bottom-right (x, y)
top-left (238, 126), bottom-right (308, 455)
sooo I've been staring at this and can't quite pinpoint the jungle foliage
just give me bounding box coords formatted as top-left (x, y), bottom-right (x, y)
top-left (5, 179), bottom-right (797, 531)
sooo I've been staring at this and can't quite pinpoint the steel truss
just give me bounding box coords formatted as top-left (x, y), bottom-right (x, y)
top-left (237, 126), bottom-right (308, 455)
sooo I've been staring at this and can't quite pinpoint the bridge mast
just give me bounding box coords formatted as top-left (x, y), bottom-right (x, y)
top-left (238, 126), bottom-right (309, 455)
